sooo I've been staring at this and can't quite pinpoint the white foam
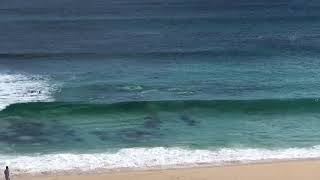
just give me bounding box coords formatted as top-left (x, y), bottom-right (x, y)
top-left (0, 73), bottom-right (56, 110)
top-left (2, 146), bottom-right (320, 175)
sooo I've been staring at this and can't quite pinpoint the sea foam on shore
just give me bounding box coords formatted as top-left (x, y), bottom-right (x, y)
top-left (2, 146), bottom-right (320, 175)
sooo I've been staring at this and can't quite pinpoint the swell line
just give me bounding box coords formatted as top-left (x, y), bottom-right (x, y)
top-left (2, 98), bottom-right (320, 115)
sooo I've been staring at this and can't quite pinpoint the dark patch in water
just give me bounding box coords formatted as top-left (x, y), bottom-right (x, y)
top-left (0, 131), bottom-right (48, 144)
top-left (74, 137), bottom-right (83, 142)
top-left (64, 130), bottom-right (76, 137)
top-left (121, 130), bottom-right (154, 140)
top-left (91, 130), bottom-right (113, 141)
top-left (63, 129), bottom-right (84, 142)
top-left (10, 122), bottom-right (45, 135)
top-left (91, 129), bottom-right (155, 142)
top-left (119, 128), bottom-right (164, 143)
top-left (0, 120), bottom-right (83, 145)
top-left (143, 115), bottom-right (161, 129)
top-left (180, 115), bottom-right (198, 126)
top-left (91, 128), bottom-right (162, 143)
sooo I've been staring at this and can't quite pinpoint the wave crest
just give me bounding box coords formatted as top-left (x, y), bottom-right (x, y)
top-left (0, 73), bottom-right (57, 110)
top-left (2, 98), bottom-right (320, 114)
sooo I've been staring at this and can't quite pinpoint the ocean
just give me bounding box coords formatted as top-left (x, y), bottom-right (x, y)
top-left (1, 0), bottom-right (320, 174)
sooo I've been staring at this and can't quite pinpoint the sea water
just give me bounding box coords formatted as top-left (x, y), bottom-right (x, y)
top-left (1, 0), bottom-right (320, 174)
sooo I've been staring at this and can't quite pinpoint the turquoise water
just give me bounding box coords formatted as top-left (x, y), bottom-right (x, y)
top-left (1, 99), bottom-right (320, 154)
top-left (1, 0), bottom-right (320, 174)
top-left (1, 58), bottom-right (320, 173)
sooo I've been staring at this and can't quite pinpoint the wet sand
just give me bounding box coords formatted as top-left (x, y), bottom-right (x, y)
top-left (15, 160), bottom-right (320, 180)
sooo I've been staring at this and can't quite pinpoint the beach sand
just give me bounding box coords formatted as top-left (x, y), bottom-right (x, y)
top-left (15, 160), bottom-right (320, 180)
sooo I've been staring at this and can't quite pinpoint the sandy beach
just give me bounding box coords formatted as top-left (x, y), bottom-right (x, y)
top-left (15, 160), bottom-right (320, 180)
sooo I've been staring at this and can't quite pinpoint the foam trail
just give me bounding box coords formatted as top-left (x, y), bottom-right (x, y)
top-left (2, 146), bottom-right (320, 175)
top-left (0, 73), bottom-right (56, 110)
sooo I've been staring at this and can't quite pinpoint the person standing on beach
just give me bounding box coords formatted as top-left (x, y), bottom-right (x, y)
top-left (4, 166), bottom-right (10, 180)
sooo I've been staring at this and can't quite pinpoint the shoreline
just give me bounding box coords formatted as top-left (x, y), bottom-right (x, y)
top-left (6, 145), bottom-right (320, 176)
top-left (13, 159), bottom-right (320, 180)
